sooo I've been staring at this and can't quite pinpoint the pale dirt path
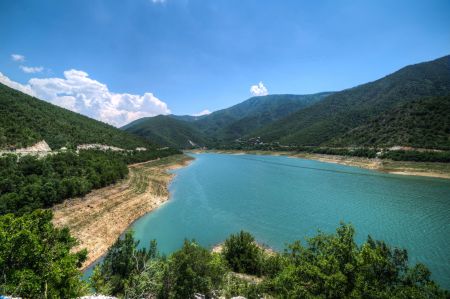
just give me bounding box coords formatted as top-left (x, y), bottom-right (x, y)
top-left (52, 154), bottom-right (193, 270)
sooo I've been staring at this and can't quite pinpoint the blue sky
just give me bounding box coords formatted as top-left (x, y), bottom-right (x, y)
top-left (0, 0), bottom-right (449, 126)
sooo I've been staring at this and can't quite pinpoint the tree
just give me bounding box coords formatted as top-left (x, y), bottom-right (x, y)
top-left (91, 230), bottom-right (162, 297)
top-left (0, 209), bottom-right (87, 298)
top-left (265, 223), bottom-right (448, 298)
top-left (222, 230), bottom-right (262, 275)
top-left (168, 240), bottom-right (226, 299)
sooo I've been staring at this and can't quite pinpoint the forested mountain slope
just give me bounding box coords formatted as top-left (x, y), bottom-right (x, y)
top-left (256, 55), bottom-right (450, 146)
top-left (193, 93), bottom-right (333, 140)
top-left (331, 95), bottom-right (450, 150)
top-left (123, 115), bottom-right (208, 148)
top-left (123, 93), bottom-right (332, 148)
top-left (0, 83), bottom-right (154, 150)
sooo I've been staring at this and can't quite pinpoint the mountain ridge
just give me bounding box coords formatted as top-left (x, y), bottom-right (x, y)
top-left (0, 83), bottom-right (155, 150)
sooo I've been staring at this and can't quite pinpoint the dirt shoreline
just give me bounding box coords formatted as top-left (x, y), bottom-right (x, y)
top-left (191, 149), bottom-right (450, 179)
top-left (52, 154), bottom-right (193, 271)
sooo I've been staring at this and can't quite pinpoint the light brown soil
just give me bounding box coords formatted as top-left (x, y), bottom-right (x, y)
top-left (52, 154), bottom-right (193, 270)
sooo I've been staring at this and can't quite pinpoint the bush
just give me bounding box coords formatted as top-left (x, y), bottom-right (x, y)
top-left (168, 240), bottom-right (227, 298)
top-left (222, 231), bottom-right (263, 276)
top-left (0, 210), bottom-right (87, 298)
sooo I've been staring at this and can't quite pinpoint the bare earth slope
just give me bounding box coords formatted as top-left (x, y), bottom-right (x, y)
top-left (52, 154), bottom-right (193, 270)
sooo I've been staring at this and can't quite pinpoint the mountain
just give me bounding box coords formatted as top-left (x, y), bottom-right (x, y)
top-left (0, 83), bottom-right (155, 150)
top-left (122, 115), bottom-right (208, 148)
top-left (255, 55), bottom-right (450, 147)
top-left (123, 93), bottom-right (332, 148)
top-left (331, 95), bottom-right (450, 150)
top-left (193, 93), bottom-right (333, 141)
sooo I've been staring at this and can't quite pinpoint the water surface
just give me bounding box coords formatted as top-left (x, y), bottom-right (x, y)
top-left (108, 154), bottom-right (450, 288)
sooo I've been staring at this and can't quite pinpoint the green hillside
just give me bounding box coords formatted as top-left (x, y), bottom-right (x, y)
top-left (123, 115), bottom-right (208, 148)
top-left (331, 95), bottom-right (450, 150)
top-left (194, 93), bottom-right (332, 140)
top-left (256, 55), bottom-right (450, 147)
top-left (0, 83), bottom-right (154, 150)
top-left (123, 93), bottom-right (332, 148)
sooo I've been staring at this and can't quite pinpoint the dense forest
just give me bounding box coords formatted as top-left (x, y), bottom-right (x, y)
top-left (0, 83), bottom-right (155, 150)
top-left (0, 148), bottom-right (179, 215)
top-left (4, 212), bottom-right (447, 298)
top-left (331, 96), bottom-right (450, 150)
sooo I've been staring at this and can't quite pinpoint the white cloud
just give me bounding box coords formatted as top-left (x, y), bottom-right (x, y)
top-left (0, 72), bottom-right (36, 96)
top-left (151, 0), bottom-right (166, 3)
top-left (19, 65), bottom-right (44, 73)
top-left (0, 70), bottom-right (170, 127)
top-left (250, 81), bottom-right (269, 96)
top-left (192, 109), bottom-right (211, 116)
top-left (11, 54), bottom-right (25, 62)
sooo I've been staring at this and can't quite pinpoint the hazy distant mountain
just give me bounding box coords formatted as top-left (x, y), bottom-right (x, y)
top-left (0, 83), bottom-right (154, 150)
top-left (193, 93), bottom-right (333, 141)
top-left (123, 115), bottom-right (208, 148)
top-left (255, 55), bottom-right (450, 147)
top-left (123, 93), bottom-right (332, 148)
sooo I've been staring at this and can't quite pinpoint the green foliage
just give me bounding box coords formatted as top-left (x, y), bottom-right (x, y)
top-left (91, 230), bottom-right (160, 296)
top-left (0, 210), bottom-right (87, 298)
top-left (0, 83), bottom-right (155, 150)
top-left (333, 96), bottom-right (450, 150)
top-left (167, 240), bottom-right (227, 298)
top-left (92, 232), bottom-right (227, 299)
top-left (381, 150), bottom-right (450, 162)
top-left (0, 148), bottom-right (179, 215)
top-left (92, 225), bottom-right (448, 298)
top-left (264, 224), bottom-right (448, 298)
top-left (222, 230), bottom-right (263, 275)
top-left (220, 274), bottom-right (265, 299)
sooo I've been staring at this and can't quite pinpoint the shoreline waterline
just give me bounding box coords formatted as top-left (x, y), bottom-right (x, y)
top-left (190, 149), bottom-right (450, 180)
top-left (52, 154), bottom-right (194, 271)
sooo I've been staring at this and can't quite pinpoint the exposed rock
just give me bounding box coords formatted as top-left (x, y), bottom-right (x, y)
top-left (77, 144), bottom-right (125, 152)
top-left (0, 140), bottom-right (52, 157)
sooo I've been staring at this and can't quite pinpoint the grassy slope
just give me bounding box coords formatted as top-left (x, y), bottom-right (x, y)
top-left (256, 55), bottom-right (450, 147)
top-left (0, 83), bottom-right (154, 150)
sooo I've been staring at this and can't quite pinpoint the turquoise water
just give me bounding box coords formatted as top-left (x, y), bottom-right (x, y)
top-left (87, 153), bottom-right (450, 288)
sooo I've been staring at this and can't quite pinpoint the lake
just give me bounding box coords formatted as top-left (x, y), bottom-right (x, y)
top-left (89, 153), bottom-right (450, 288)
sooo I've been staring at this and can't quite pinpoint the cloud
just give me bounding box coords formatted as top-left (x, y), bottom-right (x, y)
top-left (192, 109), bottom-right (211, 116)
top-left (151, 0), bottom-right (166, 3)
top-left (11, 54), bottom-right (25, 62)
top-left (0, 70), bottom-right (170, 127)
top-left (0, 72), bottom-right (36, 96)
top-left (250, 81), bottom-right (269, 96)
top-left (19, 65), bottom-right (44, 73)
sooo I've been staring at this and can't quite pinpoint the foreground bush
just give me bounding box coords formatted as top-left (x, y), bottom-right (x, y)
top-left (0, 210), bottom-right (87, 298)
top-left (222, 230), bottom-right (263, 276)
top-left (91, 225), bottom-right (448, 298)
